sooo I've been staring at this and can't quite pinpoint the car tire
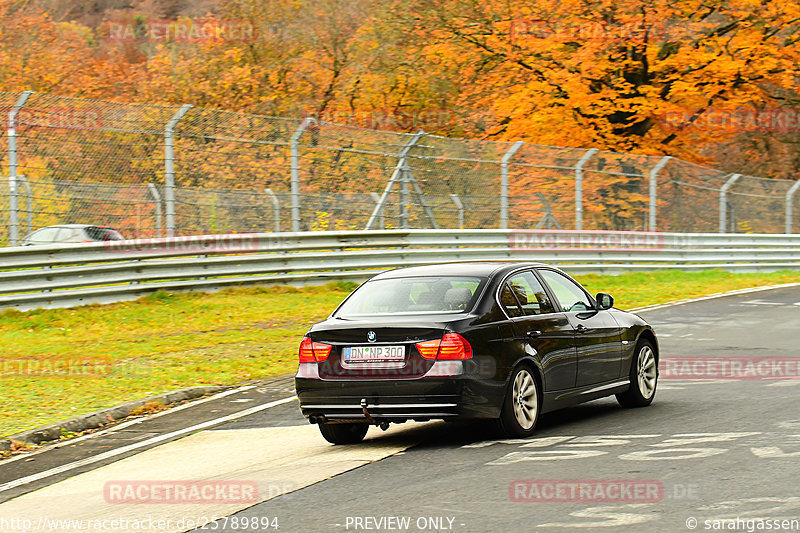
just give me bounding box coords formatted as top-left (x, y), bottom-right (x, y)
top-left (497, 364), bottom-right (541, 438)
top-left (616, 339), bottom-right (658, 408)
top-left (318, 422), bottom-right (369, 444)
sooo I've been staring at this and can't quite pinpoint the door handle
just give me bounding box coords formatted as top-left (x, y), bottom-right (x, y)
top-left (526, 330), bottom-right (542, 338)
top-left (576, 324), bottom-right (587, 333)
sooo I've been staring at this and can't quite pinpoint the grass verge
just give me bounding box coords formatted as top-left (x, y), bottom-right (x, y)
top-left (1, 270), bottom-right (798, 437)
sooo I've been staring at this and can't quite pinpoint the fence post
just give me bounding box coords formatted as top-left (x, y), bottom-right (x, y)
top-left (290, 117), bottom-right (316, 233)
top-left (450, 193), bottom-right (464, 229)
top-left (574, 148), bottom-right (598, 231)
top-left (18, 175), bottom-right (32, 236)
top-left (265, 188), bottom-right (281, 233)
top-left (648, 156), bottom-right (671, 232)
top-left (147, 183), bottom-right (163, 238)
top-left (7, 91), bottom-right (33, 246)
top-left (365, 131), bottom-right (425, 230)
top-left (719, 173), bottom-right (741, 233)
top-left (400, 166), bottom-right (409, 229)
top-left (369, 192), bottom-right (384, 229)
top-left (786, 180), bottom-right (800, 234)
top-left (164, 104), bottom-right (192, 238)
top-left (500, 141), bottom-right (525, 230)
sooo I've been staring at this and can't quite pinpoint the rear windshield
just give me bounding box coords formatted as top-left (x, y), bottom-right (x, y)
top-left (335, 276), bottom-right (487, 316)
top-left (84, 226), bottom-right (124, 241)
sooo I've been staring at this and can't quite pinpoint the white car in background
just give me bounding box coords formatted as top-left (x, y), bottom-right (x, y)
top-left (21, 224), bottom-right (125, 246)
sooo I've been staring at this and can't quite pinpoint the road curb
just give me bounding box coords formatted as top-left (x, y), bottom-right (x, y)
top-left (0, 385), bottom-right (229, 452)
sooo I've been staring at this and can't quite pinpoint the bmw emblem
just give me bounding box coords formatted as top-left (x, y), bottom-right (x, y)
top-left (367, 331), bottom-right (377, 343)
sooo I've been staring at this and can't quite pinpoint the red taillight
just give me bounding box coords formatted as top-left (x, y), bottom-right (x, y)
top-left (298, 337), bottom-right (332, 363)
top-left (438, 333), bottom-right (473, 360)
top-left (415, 339), bottom-right (441, 360)
top-left (415, 333), bottom-right (472, 360)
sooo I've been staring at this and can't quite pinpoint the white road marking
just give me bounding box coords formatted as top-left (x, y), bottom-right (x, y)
top-left (767, 380), bottom-right (800, 387)
top-left (487, 449), bottom-right (608, 464)
top-left (538, 504), bottom-right (656, 528)
top-left (740, 299), bottom-right (784, 305)
top-left (462, 436), bottom-right (575, 449)
top-left (650, 432), bottom-right (761, 448)
top-left (562, 435), bottom-right (661, 447)
top-left (696, 496), bottom-right (800, 519)
top-left (618, 447), bottom-right (728, 461)
top-left (481, 432), bottom-right (777, 466)
top-left (0, 395), bottom-right (297, 494)
top-left (751, 446), bottom-right (800, 458)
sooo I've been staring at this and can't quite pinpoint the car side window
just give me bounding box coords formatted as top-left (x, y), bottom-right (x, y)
top-left (538, 269), bottom-right (593, 312)
top-left (499, 283), bottom-right (524, 318)
top-left (28, 227), bottom-right (61, 243)
top-left (55, 228), bottom-right (79, 242)
top-left (506, 271), bottom-right (555, 316)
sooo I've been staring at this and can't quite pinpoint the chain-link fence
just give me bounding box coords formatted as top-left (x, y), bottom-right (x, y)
top-left (2, 91), bottom-right (799, 246)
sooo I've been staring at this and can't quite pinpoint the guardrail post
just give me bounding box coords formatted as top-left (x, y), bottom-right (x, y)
top-left (450, 193), bottom-right (464, 229)
top-left (786, 180), bottom-right (800, 234)
top-left (500, 141), bottom-right (525, 230)
top-left (290, 117), bottom-right (316, 233)
top-left (366, 131), bottom-right (425, 230)
top-left (574, 148), bottom-right (598, 231)
top-left (719, 173), bottom-right (741, 233)
top-left (265, 188), bottom-right (281, 233)
top-left (648, 156), bottom-right (671, 232)
top-left (164, 104), bottom-right (192, 238)
top-left (147, 183), bottom-right (163, 237)
top-left (8, 91), bottom-right (33, 246)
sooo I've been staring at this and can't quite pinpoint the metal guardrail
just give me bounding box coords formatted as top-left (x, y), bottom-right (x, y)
top-left (1, 229), bottom-right (799, 311)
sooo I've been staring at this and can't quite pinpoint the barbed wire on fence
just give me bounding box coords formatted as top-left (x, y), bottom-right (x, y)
top-left (1, 90), bottom-right (800, 246)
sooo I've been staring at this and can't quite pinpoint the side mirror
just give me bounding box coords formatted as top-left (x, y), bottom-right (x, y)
top-left (595, 292), bottom-right (614, 310)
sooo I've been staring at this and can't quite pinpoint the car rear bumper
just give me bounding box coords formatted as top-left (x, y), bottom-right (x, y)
top-left (295, 363), bottom-right (502, 421)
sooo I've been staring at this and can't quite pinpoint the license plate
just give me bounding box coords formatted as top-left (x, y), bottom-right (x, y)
top-left (343, 345), bottom-right (406, 363)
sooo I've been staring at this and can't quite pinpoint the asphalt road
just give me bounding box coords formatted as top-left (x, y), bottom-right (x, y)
top-left (1, 285), bottom-right (799, 533)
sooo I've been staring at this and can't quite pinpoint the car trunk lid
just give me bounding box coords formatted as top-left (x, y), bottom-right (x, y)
top-left (310, 320), bottom-right (450, 380)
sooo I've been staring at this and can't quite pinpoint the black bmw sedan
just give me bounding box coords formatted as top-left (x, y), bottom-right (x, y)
top-left (296, 262), bottom-right (658, 444)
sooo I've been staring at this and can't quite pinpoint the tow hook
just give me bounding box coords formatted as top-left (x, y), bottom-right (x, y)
top-left (361, 399), bottom-right (389, 430)
top-left (360, 398), bottom-right (376, 425)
